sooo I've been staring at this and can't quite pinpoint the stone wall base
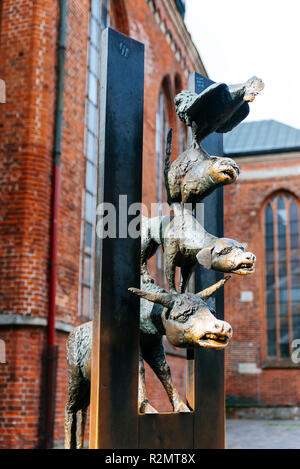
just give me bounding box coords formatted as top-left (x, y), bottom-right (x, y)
top-left (226, 406), bottom-right (300, 420)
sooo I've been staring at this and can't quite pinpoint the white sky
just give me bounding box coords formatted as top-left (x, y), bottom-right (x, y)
top-left (185, 0), bottom-right (300, 129)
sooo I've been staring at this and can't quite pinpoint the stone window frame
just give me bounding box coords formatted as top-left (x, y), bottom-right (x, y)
top-left (79, 0), bottom-right (110, 320)
top-left (155, 74), bottom-right (178, 287)
top-left (262, 190), bottom-right (300, 368)
top-left (154, 74), bottom-right (187, 289)
top-left (155, 88), bottom-right (169, 286)
top-left (175, 73), bottom-right (187, 154)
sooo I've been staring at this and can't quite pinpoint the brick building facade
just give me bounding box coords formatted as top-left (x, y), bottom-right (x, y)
top-left (0, 0), bottom-right (205, 448)
top-left (1, 0), bottom-right (299, 451)
top-left (223, 120), bottom-right (300, 419)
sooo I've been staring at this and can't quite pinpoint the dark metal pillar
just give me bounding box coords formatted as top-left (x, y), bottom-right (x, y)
top-left (138, 73), bottom-right (225, 450)
top-left (188, 72), bottom-right (225, 449)
top-left (89, 28), bottom-right (144, 449)
top-left (89, 40), bottom-right (224, 449)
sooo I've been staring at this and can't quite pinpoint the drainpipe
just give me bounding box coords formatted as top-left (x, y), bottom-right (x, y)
top-left (44, 0), bottom-right (67, 449)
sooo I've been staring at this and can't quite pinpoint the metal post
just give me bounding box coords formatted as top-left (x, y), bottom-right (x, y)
top-left (89, 28), bottom-right (144, 449)
top-left (188, 72), bottom-right (225, 449)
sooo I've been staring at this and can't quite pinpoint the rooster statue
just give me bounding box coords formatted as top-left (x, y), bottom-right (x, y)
top-left (175, 76), bottom-right (264, 145)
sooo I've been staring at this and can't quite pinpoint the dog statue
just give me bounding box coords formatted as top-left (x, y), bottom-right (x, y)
top-left (141, 212), bottom-right (255, 292)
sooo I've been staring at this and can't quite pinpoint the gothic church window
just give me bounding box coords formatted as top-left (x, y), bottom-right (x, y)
top-left (264, 192), bottom-right (300, 359)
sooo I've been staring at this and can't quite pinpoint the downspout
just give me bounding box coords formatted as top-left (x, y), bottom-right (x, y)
top-left (44, 0), bottom-right (67, 449)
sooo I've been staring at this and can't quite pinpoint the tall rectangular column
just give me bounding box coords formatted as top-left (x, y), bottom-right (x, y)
top-left (188, 72), bottom-right (225, 449)
top-left (89, 28), bottom-right (144, 449)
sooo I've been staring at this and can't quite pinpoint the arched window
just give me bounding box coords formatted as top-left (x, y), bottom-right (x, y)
top-left (156, 91), bottom-right (169, 206)
top-left (155, 90), bottom-right (169, 283)
top-left (264, 192), bottom-right (300, 359)
top-left (80, 0), bottom-right (111, 320)
top-left (175, 74), bottom-right (187, 154)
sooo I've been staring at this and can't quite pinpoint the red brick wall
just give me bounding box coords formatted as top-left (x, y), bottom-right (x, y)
top-left (0, 0), bottom-right (58, 448)
top-left (0, 0), bottom-right (58, 321)
top-left (2, 0), bottom-right (298, 450)
top-left (224, 156), bottom-right (300, 406)
top-left (145, 356), bottom-right (186, 413)
top-left (0, 327), bottom-right (71, 448)
top-left (55, 0), bottom-right (89, 325)
top-left (0, 327), bottom-right (45, 448)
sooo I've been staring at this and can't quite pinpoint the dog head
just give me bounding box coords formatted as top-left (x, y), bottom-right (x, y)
top-left (196, 238), bottom-right (256, 275)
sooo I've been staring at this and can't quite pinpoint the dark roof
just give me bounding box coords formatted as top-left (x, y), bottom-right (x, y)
top-left (223, 119), bottom-right (300, 156)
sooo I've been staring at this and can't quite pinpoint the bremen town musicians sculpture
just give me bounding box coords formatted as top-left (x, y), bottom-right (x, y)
top-left (64, 74), bottom-right (264, 449)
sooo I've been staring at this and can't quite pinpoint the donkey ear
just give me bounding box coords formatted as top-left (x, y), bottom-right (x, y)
top-left (196, 246), bottom-right (213, 270)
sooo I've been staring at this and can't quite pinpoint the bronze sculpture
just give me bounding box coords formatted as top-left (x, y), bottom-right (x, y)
top-left (165, 129), bottom-right (239, 208)
top-left (65, 277), bottom-right (232, 448)
top-left (141, 211), bottom-right (255, 292)
top-left (165, 77), bottom-right (264, 208)
top-left (174, 76), bottom-right (264, 145)
top-left (141, 76), bottom-right (263, 289)
top-left (65, 70), bottom-right (263, 448)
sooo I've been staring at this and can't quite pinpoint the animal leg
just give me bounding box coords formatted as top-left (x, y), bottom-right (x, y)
top-left (142, 337), bottom-right (190, 413)
top-left (64, 375), bottom-right (90, 449)
top-left (164, 251), bottom-right (178, 292)
top-left (141, 240), bottom-right (159, 283)
top-left (65, 403), bottom-right (77, 449)
top-left (180, 263), bottom-right (197, 293)
top-left (139, 353), bottom-right (158, 414)
top-left (76, 407), bottom-right (88, 449)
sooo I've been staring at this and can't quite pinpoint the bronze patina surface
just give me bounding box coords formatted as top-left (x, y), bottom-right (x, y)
top-left (64, 54), bottom-right (263, 448)
top-left (165, 129), bottom-right (239, 208)
top-left (165, 77), bottom-right (264, 208)
top-left (64, 278), bottom-right (232, 448)
top-left (175, 76), bottom-right (264, 144)
top-left (141, 211), bottom-right (255, 292)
